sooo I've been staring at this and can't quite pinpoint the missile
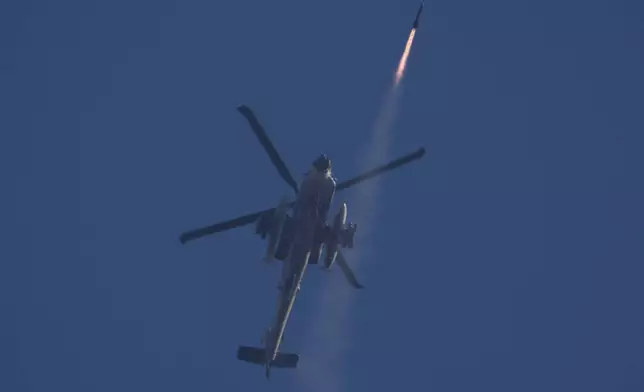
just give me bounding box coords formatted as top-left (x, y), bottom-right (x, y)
top-left (412, 0), bottom-right (424, 29)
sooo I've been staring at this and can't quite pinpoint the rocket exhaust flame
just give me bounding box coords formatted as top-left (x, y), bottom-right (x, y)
top-left (394, 28), bottom-right (417, 85)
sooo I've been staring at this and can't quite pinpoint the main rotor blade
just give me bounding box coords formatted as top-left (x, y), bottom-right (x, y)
top-left (179, 208), bottom-right (274, 244)
top-left (237, 105), bottom-right (299, 194)
top-left (336, 147), bottom-right (426, 192)
top-left (336, 251), bottom-right (364, 289)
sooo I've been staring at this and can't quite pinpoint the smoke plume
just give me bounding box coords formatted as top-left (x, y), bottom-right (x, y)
top-left (295, 26), bottom-right (417, 392)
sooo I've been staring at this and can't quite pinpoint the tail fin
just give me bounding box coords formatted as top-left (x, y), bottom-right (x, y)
top-left (237, 346), bottom-right (299, 368)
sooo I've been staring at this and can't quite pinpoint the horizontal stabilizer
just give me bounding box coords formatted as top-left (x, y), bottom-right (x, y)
top-left (237, 346), bottom-right (299, 368)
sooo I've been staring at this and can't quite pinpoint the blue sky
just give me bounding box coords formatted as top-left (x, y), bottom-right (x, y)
top-left (2, 0), bottom-right (643, 391)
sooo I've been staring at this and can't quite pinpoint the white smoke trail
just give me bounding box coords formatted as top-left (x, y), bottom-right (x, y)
top-left (295, 83), bottom-right (404, 392)
top-left (350, 84), bottom-right (403, 232)
top-left (296, 24), bottom-right (416, 392)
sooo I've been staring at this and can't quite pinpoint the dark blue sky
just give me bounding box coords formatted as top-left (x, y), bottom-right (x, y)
top-left (3, 0), bottom-right (643, 391)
